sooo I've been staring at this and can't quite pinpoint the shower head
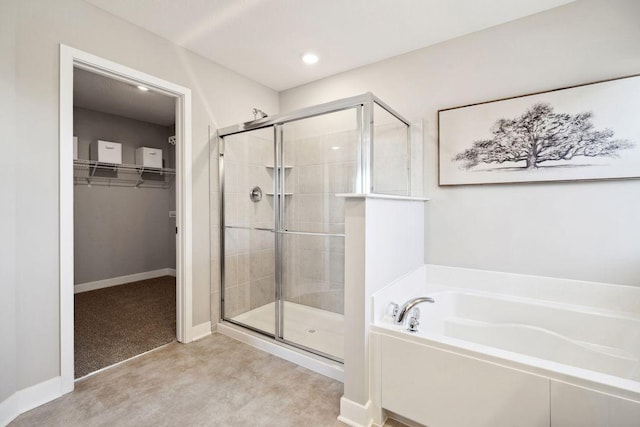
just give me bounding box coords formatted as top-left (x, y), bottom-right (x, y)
top-left (252, 108), bottom-right (268, 120)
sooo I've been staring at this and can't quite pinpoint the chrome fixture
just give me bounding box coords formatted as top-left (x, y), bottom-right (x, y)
top-left (389, 302), bottom-right (400, 319)
top-left (252, 108), bottom-right (268, 120)
top-left (392, 296), bottom-right (435, 328)
top-left (249, 186), bottom-right (262, 202)
top-left (406, 308), bottom-right (421, 333)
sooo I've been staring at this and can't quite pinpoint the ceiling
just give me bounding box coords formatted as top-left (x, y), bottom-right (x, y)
top-left (84, 0), bottom-right (575, 91)
top-left (74, 68), bottom-right (176, 126)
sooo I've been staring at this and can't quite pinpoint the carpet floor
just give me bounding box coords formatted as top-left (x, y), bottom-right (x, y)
top-left (74, 276), bottom-right (176, 378)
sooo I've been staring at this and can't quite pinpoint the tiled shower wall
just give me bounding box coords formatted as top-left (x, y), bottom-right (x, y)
top-left (282, 129), bottom-right (357, 315)
top-left (373, 123), bottom-right (411, 195)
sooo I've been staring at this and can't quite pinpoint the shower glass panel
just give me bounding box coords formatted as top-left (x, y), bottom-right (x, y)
top-left (221, 127), bottom-right (276, 336)
top-left (372, 102), bottom-right (410, 195)
top-left (216, 93), bottom-right (417, 364)
top-left (279, 108), bottom-right (358, 360)
top-left (281, 233), bottom-right (345, 359)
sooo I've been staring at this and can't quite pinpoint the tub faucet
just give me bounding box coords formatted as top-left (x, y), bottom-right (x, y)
top-left (392, 296), bottom-right (435, 325)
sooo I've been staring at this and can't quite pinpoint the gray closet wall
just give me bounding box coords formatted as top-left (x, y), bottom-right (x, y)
top-left (73, 107), bottom-right (176, 285)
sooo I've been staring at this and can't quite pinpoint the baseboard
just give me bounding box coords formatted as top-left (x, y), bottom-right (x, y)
top-left (0, 376), bottom-right (62, 426)
top-left (191, 321), bottom-right (212, 341)
top-left (216, 322), bottom-right (344, 382)
top-left (338, 397), bottom-right (373, 427)
top-left (74, 268), bottom-right (176, 293)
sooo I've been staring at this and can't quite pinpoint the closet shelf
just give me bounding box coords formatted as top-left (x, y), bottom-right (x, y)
top-left (73, 159), bottom-right (175, 189)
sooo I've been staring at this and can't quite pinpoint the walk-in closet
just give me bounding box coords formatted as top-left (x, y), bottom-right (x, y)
top-left (73, 68), bottom-right (177, 378)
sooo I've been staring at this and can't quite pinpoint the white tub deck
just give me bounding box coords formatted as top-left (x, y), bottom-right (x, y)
top-left (371, 264), bottom-right (640, 427)
top-left (409, 290), bottom-right (640, 382)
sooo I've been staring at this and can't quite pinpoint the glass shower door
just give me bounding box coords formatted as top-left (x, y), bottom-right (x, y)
top-left (221, 127), bottom-right (277, 336)
top-left (277, 108), bottom-right (359, 361)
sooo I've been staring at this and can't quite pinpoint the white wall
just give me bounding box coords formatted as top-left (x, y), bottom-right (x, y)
top-left (281, 0), bottom-right (640, 287)
top-left (73, 108), bottom-right (176, 284)
top-left (1, 0), bottom-right (278, 401)
top-left (0, 0), bottom-right (18, 404)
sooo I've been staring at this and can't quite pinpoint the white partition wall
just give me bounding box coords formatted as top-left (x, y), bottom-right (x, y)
top-left (339, 195), bottom-right (426, 427)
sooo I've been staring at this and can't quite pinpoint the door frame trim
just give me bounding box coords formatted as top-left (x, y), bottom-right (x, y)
top-left (59, 44), bottom-right (193, 393)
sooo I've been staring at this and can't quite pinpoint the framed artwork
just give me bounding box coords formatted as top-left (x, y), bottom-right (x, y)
top-left (438, 74), bottom-right (640, 185)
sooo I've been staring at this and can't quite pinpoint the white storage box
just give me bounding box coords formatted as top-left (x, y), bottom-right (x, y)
top-left (73, 136), bottom-right (78, 160)
top-left (136, 147), bottom-right (163, 169)
top-left (90, 140), bottom-right (122, 164)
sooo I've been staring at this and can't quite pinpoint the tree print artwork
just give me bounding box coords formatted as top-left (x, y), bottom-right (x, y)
top-left (452, 103), bottom-right (634, 171)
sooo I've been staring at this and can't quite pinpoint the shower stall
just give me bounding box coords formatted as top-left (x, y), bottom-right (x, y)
top-left (214, 93), bottom-right (421, 362)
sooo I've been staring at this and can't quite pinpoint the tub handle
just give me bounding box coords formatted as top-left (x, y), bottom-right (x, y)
top-left (388, 302), bottom-right (400, 320)
top-left (407, 308), bottom-right (420, 333)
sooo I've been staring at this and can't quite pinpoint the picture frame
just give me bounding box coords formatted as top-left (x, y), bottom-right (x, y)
top-left (438, 74), bottom-right (640, 186)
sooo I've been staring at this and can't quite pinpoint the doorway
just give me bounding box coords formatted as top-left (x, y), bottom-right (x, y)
top-left (72, 67), bottom-right (178, 378)
top-left (59, 45), bottom-right (193, 393)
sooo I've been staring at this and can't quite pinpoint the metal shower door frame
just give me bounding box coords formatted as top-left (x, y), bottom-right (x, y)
top-left (217, 93), bottom-right (411, 362)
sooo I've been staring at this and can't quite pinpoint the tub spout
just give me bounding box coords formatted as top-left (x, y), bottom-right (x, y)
top-left (394, 296), bottom-right (434, 325)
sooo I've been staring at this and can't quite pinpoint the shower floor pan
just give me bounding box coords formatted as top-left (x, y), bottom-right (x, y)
top-left (231, 301), bottom-right (344, 360)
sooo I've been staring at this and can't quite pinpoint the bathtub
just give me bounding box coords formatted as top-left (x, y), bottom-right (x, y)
top-left (370, 265), bottom-right (640, 427)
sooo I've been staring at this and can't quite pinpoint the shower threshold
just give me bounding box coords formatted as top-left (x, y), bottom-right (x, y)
top-left (231, 301), bottom-right (344, 360)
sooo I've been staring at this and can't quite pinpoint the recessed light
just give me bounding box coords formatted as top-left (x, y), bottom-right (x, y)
top-left (331, 146), bottom-right (340, 150)
top-left (137, 85), bottom-right (149, 92)
top-left (301, 53), bottom-right (319, 65)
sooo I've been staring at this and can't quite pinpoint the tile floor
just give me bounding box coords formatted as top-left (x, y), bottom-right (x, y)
top-left (10, 334), bottom-right (408, 427)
